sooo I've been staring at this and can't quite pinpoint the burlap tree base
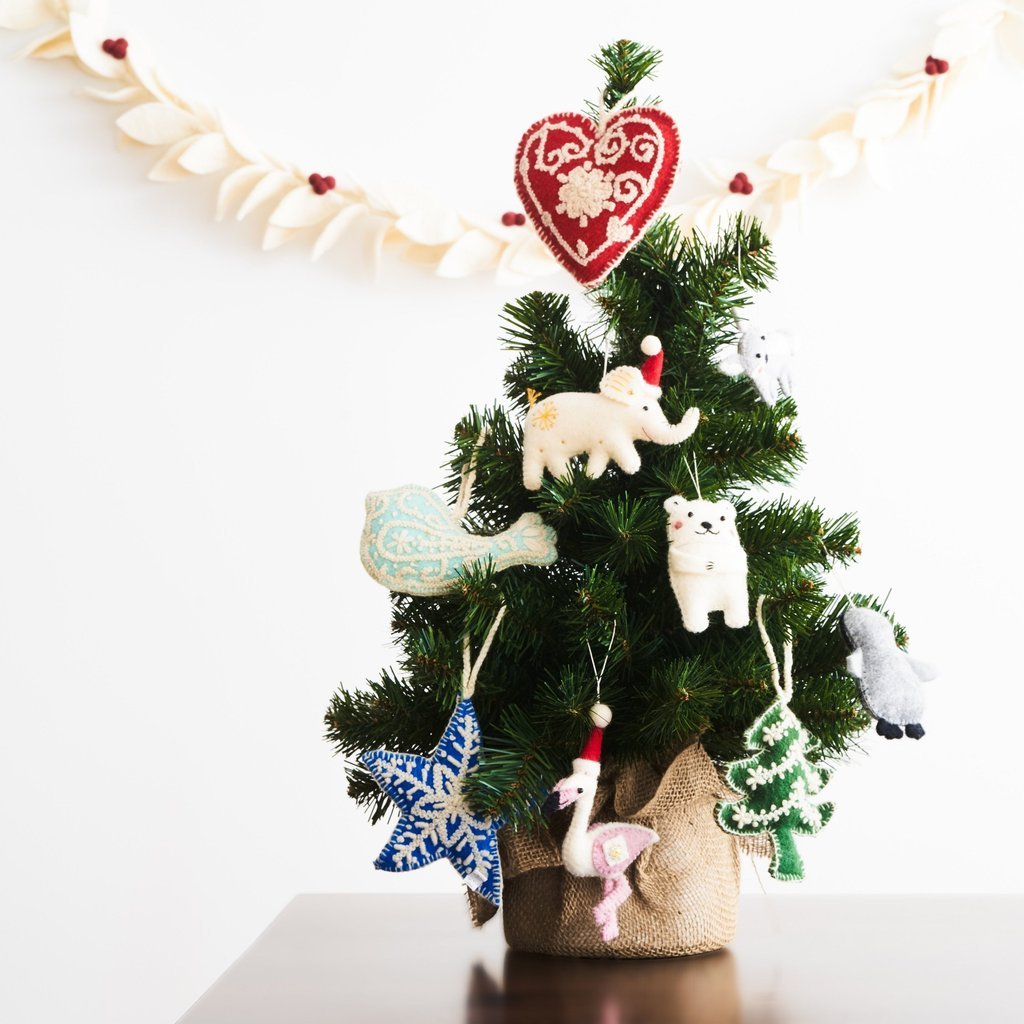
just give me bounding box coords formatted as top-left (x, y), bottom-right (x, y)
top-left (471, 742), bottom-right (751, 958)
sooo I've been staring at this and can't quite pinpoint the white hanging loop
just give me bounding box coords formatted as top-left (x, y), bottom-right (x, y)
top-left (453, 430), bottom-right (488, 521)
top-left (462, 605), bottom-right (508, 699)
top-left (585, 620), bottom-right (618, 702)
top-left (755, 594), bottom-right (793, 702)
top-left (597, 86), bottom-right (637, 136)
top-left (683, 452), bottom-right (702, 500)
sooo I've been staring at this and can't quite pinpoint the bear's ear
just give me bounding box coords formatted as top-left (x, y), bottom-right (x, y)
top-left (664, 495), bottom-right (684, 513)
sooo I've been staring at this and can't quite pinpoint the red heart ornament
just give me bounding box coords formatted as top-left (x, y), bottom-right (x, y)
top-left (514, 107), bottom-right (680, 287)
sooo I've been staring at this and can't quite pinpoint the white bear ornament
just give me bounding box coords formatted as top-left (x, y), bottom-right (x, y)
top-left (522, 337), bottom-right (700, 490)
top-left (719, 324), bottom-right (795, 406)
top-left (664, 495), bottom-right (750, 632)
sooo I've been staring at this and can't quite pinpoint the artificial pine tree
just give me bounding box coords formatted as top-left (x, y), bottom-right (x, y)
top-left (326, 42), bottom-right (883, 881)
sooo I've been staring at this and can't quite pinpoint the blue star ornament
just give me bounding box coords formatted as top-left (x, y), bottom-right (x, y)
top-left (360, 698), bottom-right (503, 906)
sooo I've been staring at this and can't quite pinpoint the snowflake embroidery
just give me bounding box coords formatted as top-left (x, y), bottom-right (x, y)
top-left (391, 530), bottom-right (416, 554)
top-left (555, 161), bottom-right (615, 226)
top-left (531, 404), bottom-right (559, 431)
top-left (360, 698), bottom-right (503, 905)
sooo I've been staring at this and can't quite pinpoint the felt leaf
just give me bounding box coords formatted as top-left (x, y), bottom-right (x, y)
top-left (261, 224), bottom-right (302, 252)
top-left (436, 229), bottom-right (502, 278)
top-left (765, 139), bottom-right (828, 175)
top-left (810, 109), bottom-right (855, 138)
top-left (268, 185), bottom-right (337, 229)
top-left (311, 203), bottom-right (367, 261)
top-left (365, 217), bottom-right (394, 275)
top-left (932, 18), bottom-right (994, 59)
top-left (68, 12), bottom-right (125, 78)
top-left (176, 132), bottom-right (234, 175)
top-left (500, 232), bottom-right (559, 281)
top-left (0, 0), bottom-right (57, 30)
top-left (851, 96), bottom-right (911, 140)
top-left (861, 138), bottom-right (891, 189)
top-left (81, 84), bottom-right (146, 104)
top-left (998, 12), bottom-right (1024, 63)
top-left (218, 114), bottom-right (265, 165)
top-left (394, 206), bottom-right (462, 246)
top-left (147, 138), bottom-right (198, 182)
top-left (117, 103), bottom-right (203, 146)
top-left (236, 170), bottom-right (293, 221)
top-left (215, 165), bottom-right (270, 221)
top-left (17, 25), bottom-right (72, 59)
top-left (816, 131), bottom-right (860, 178)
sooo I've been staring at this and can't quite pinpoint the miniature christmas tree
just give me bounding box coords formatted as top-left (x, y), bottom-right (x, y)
top-left (326, 42), bottom-right (883, 842)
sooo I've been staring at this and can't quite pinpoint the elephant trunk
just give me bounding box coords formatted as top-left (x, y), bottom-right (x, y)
top-left (646, 406), bottom-right (701, 445)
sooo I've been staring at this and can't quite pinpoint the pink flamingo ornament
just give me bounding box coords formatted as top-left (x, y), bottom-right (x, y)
top-left (545, 704), bottom-right (659, 942)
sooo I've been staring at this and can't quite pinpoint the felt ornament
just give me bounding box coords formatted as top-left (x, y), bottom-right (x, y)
top-left (841, 606), bottom-right (937, 740)
top-left (718, 323), bottom-right (796, 406)
top-left (360, 610), bottom-right (507, 905)
top-left (716, 597), bottom-right (834, 881)
top-left (543, 703), bottom-right (659, 943)
top-left (522, 336), bottom-right (700, 490)
top-left (361, 436), bottom-right (558, 595)
top-left (514, 107), bottom-right (680, 286)
top-left (664, 495), bottom-right (750, 632)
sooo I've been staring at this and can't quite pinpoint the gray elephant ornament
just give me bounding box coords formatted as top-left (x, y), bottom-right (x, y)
top-left (522, 336), bottom-right (700, 490)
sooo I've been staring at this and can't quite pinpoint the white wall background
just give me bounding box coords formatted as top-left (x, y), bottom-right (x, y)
top-left (2, 1), bottom-right (1021, 1022)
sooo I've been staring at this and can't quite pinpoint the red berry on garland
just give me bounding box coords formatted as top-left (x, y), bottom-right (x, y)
top-left (925, 58), bottom-right (938, 75)
top-left (501, 211), bottom-right (517, 226)
top-left (309, 173), bottom-right (336, 195)
top-left (729, 172), bottom-right (753, 195)
top-left (935, 58), bottom-right (949, 74)
top-left (514, 213), bottom-right (526, 225)
top-left (102, 38), bottom-right (128, 60)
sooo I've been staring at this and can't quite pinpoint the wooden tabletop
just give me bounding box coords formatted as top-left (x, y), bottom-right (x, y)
top-left (176, 894), bottom-right (1022, 1023)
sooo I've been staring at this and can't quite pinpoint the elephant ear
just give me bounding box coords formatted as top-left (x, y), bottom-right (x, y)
top-left (599, 365), bottom-right (654, 405)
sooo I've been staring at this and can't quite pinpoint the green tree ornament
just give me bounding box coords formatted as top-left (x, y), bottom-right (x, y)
top-left (716, 597), bottom-right (834, 881)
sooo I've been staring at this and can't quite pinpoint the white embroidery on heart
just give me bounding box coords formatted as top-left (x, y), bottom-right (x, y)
top-left (519, 112), bottom-right (669, 268)
top-left (555, 161), bottom-right (615, 227)
top-left (605, 216), bottom-right (633, 243)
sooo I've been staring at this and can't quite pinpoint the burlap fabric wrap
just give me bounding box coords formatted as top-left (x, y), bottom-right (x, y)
top-left (470, 741), bottom-right (757, 958)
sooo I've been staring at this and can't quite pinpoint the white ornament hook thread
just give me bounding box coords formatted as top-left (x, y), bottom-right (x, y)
top-left (755, 594), bottom-right (793, 703)
top-left (461, 605), bottom-right (507, 699)
top-left (585, 619), bottom-right (618, 702)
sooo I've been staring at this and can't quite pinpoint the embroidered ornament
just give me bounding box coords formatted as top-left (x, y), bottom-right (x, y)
top-left (360, 485), bottom-right (557, 596)
top-left (841, 606), bottom-right (936, 740)
top-left (514, 107), bottom-right (680, 286)
top-left (664, 495), bottom-right (750, 632)
top-left (522, 336), bottom-right (699, 490)
top-left (715, 598), bottom-right (833, 881)
top-left (543, 704), bottom-right (659, 943)
top-left (360, 612), bottom-right (507, 905)
top-left (718, 323), bottom-right (796, 406)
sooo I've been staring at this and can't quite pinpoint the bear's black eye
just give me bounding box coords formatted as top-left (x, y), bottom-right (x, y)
top-left (642, 405), bottom-right (649, 411)
top-left (760, 335), bottom-right (766, 340)
top-left (577, 787), bottom-right (584, 794)
top-left (755, 353), bottom-right (761, 359)
top-left (687, 511), bottom-right (694, 518)
top-left (720, 515), bottom-right (726, 521)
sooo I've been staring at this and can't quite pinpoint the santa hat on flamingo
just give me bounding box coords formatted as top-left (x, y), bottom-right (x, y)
top-left (573, 703), bottom-right (613, 777)
top-left (640, 335), bottom-right (663, 388)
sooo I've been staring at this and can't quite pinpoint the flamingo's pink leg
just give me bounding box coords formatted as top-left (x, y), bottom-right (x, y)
top-left (594, 875), bottom-right (632, 942)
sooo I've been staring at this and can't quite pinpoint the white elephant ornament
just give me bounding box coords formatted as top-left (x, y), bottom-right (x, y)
top-left (522, 336), bottom-right (700, 490)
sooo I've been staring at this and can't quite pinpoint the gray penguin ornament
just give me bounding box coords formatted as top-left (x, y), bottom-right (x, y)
top-left (840, 607), bottom-right (937, 740)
